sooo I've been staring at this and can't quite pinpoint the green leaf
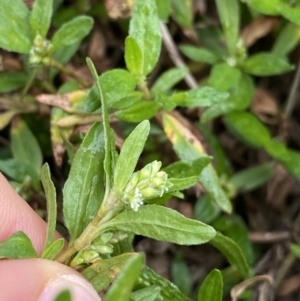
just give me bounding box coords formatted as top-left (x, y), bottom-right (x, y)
top-left (178, 86), bottom-right (229, 107)
top-left (0, 231), bottom-right (37, 259)
top-left (201, 74), bottom-right (254, 122)
top-left (272, 22), bottom-right (300, 57)
top-left (41, 163), bottom-right (57, 250)
top-left (151, 67), bottom-right (188, 94)
top-left (0, 111), bottom-right (20, 131)
top-left (129, 0), bottom-right (162, 76)
top-left (279, 2), bottom-right (300, 26)
top-left (110, 92), bottom-right (142, 110)
top-left (30, 0), bottom-right (53, 37)
top-left (242, 52), bottom-right (294, 76)
top-left (113, 120), bottom-right (150, 191)
top-left (0, 72), bottom-right (27, 93)
top-left (163, 157), bottom-right (212, 178)
top-left (180, 44), bottom-right (220, 65)
top-left (103, 254), bottom-right (143, 301)
top-left (213, 215), bottom-right (256, 265)
top-left (199, 124), bottom-right (232, 175)
top-left (265, 141), bottom-right (300, 181)
top-left (208, 63), bottom-right (241, 91)
top-left (194, 194), bottom-right (220, 224)
top-left (53, 290), bottom-right (71, 301)
top-left (163, 113), bottom-right (232, 213)
top-left (230, 162), bottom-right (274, 192)
top-left (168, 176), bottom-right (198, 193)
top-left (198, 269), bottom-right (223, 301)
top-left (224, 111), bottom-right (271, 148)
top-left (52, 15), bottom-right (93, 51)
top-left (210, 233), bottom-right (251, 279)
top-left (104, 205), bottom-right (216, 245)
top-left (125, 36), bottom-right (143, 78)
top-left (82, 253), bottom-right (137, 292)
top-left (171, 254), bottom-right (192, 295)
top-left (85, 69), bottom-right (138, 112)
top-left (136, 265), bottom-right (191, 301)
top-left (171, 0), bottom-right (193, 28)
top-left (290, 243), bottom-right (300, 259)
top-left (11, 118), bottom-right (42, 175)
top-left (0, 159), bottom-right (40, 189)
top-left (87, 58), bottom-right (114, 195)
top-left (114, 101), bottom-right (161, 122)
top-left (240, 0), bottom-right (280, 14)
top-left (131, 286), bottom-right (161, 301)
top-left (0, 0), bottom-right (32, 53)
top-left (63, 123), bottom-right (105, 242)
top-left (42, 238), bottom-right (65, 260)
top-left (155, 0), bottom-right (171, 21)
top-left (215, 0), bottom-right (240, 55)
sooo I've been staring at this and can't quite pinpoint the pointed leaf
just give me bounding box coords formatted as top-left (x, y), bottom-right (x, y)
top-left (85, 69), bottom-right (138, 113)
top-left (63, 123), bottom-right (105, 242)
top-left (151, 67), bottom-right (188, 94)
top-left (0, 0), bottom-right (32, 53)
top-left (104, 205), bottom-right (216, 245)
top-left (42, 238), bottom-right (65, 260)
top-left (125, 36), bottom-right (143, 77)
top-left (0, 231), bottom-right (37, 259)
top-left (272, 22), bottom-right (300, 57)
top-left (198, 269), bottom-right (223, 301)
top-left (171, 255), bottom-right (192, 295)
top-left (224, 111), bottom-right (271, 148)
top-left (129, 0), bottom-right (162, 76)
top-left (30, 0), bottom-right (53, 37)
top-left (163, 113), bottom-right (232, 213)
top-left (155, 0), bottom-right (171, 21)
top-left (114, 101), bottom-right (161, 122)
top-left (0, 72), bottom-right (27, 93)
top-left (178, 86), bottom-right (229, 107)
top-left (171, 0), bottom-right (193, 28)
top-left (136, 265), bottom-right (191, 301)
top-left (103, 254), bottom-right (143, 301)
top-left (215, 0), bottom-right (239, 55)
top-left (240, 0), bottom-right (279, 15)
top-left (0, 159), bottom-right (40, 190)
top-left (11, 118), bottom-right (42, 175)
top-left (210, 233), bottom-right (251, 279)
top-left (180, 44), bottom-right (220, 64)
top-left (0, 111), bottom-right (20, 130)
top-left (52, 16), bottom-right (93, 51)
top-left (53, 290), bottom-right (71, 301)
top-left (41, 163), bottom-right (57, 250)
top-left (242, 52), bottom-right (294, 76)
top-left (87, 59), bottom-right (114, 192)
top-left (131, 286), bottom-right (161, 301)
top-left (114, 120), bottom-right (150, 190)
top-left (82, 253), bottom-right (139, 292)
top-left (213, 215), bottom-right (256, 265)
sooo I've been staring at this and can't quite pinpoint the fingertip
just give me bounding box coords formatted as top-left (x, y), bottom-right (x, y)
top-left (0, 173), bottom-right (47, 253)
top-left (0, 259), bottom-right (101, 301)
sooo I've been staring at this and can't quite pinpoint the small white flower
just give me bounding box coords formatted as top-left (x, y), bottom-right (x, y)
top-left (130, 188), bottom-right (144, 211)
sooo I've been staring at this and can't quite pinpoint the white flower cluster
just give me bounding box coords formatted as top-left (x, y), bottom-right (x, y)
top-left (122, 161), bottom-right (172, 211)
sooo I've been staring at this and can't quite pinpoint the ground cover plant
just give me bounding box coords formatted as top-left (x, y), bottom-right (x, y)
top-left (0, 0), bottom-right (300, 300)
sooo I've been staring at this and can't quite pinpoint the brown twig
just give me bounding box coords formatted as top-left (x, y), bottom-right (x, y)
top-left (160, 22), bottom-right (198, 89)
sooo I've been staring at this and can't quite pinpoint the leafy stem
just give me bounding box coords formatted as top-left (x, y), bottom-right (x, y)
top-left (55, 189), bottom-right (124, 264)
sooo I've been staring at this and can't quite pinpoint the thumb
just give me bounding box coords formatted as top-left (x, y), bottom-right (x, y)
top-left (0, 259), bottom-right (101, 301)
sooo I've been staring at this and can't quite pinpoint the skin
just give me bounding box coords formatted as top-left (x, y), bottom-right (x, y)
top-left (0, 173), bottom-right (100, 301)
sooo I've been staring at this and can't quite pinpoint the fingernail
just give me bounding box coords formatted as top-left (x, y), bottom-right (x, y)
top-left (38, 274), bottom-right (101, 301)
